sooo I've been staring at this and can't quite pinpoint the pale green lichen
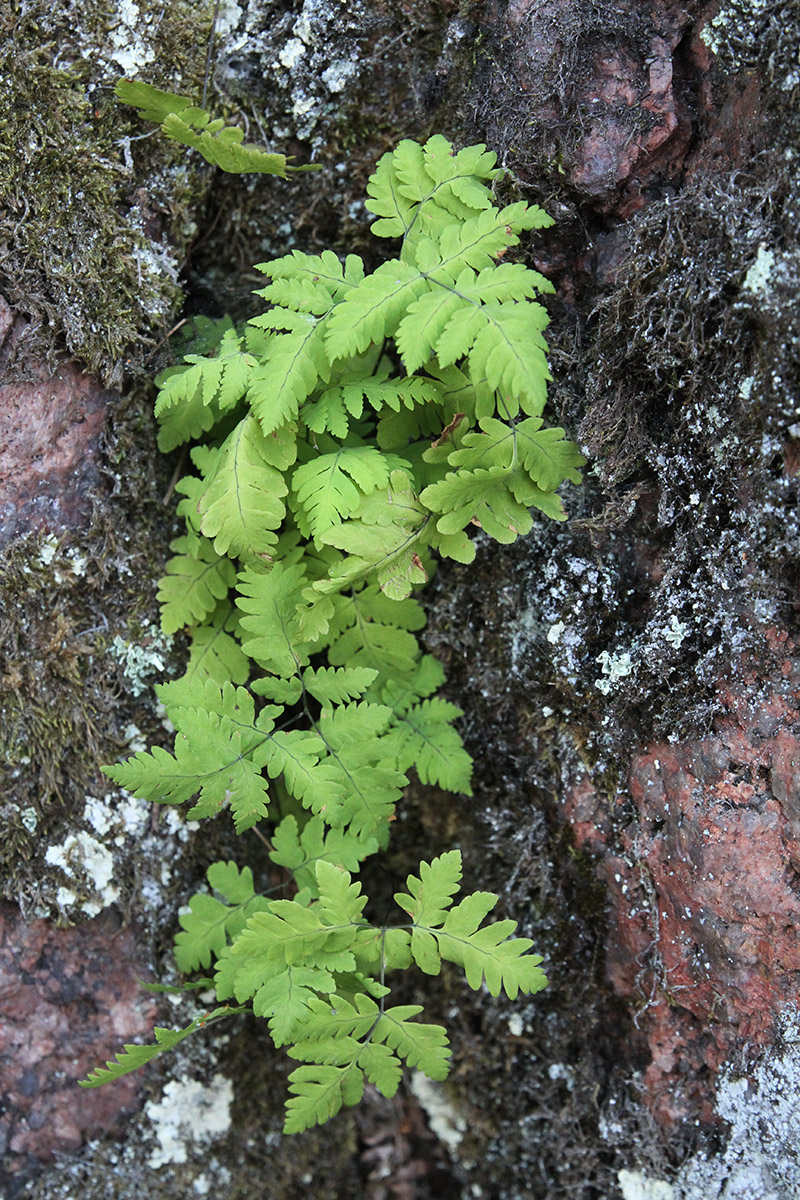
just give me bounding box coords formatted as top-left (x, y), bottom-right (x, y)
top-left (144, 1074), bottom-right (234, 1169)
top-left (110, 621), bottom-right (174, 696)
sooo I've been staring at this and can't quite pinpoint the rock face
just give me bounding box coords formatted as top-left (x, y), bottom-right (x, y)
top-left (0, 904), bottom-right (156, 1191)
top-left (1, 0), bottom-right (799, 1198)
top-left (568, 630), bottom-right (800, 1128)
top-left (0, 297), bottom-right (111, 548)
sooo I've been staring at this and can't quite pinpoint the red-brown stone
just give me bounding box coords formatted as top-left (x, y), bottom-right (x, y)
top-left (565, 630), bottom-right (800, 1126)
top-left (0, 295), bottom-right (113, 549)
top-left (0, 903), bottom-right (156, 1185)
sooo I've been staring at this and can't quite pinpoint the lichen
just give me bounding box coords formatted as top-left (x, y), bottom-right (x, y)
top-left (144, 1074), bottom-right (234, 1168)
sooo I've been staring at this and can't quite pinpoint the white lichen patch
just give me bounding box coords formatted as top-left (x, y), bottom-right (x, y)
top-left (278, 37), bottom-right (306, 69)
top-left (619, 1007), bottom-right (800, 1198)
top-left (38, 534), bottom-right (59, 566)
top-left (409, 1072), bottom-right (467, 1153)
top-left (45, 831), bottom-right (119, 917)
top-left (662, 615), bottom-right (689, 649)
top-left (321, 59), bottom-right (358, 93)
top-left (110, 620), bottom-right (174, 696)
top-left (618, 1169), bottom-right (676, 1200)
top-left (107, 0), bottom-right (156, 74)
top-left (83, 791), bottom-right (150, 846)
top-left (594, 649), bottom-right (634, 695)
top-left (216, 0), bottom-right (243, 36)
top-left (35, 537), bottom-right (89, 583)
top-left (699, 0), bottom-right (769, 64)
top-left (742, 244), bottom-right (775, 296)
top-left (144, 1074), bottom-right (234, 1168)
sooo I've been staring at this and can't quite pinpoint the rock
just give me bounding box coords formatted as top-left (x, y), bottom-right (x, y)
top-left (567, 629), bottom-right (800, 1127)
top-left (0, 297), bottom-right (112, 549)
top-left (0, 903), bottom-right (156, 1191)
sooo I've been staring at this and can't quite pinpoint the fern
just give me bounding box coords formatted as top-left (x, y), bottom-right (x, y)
top-left (115, 80), bottom-right (315, 176)
top-left (88, 137), bottom-right (584, 1131)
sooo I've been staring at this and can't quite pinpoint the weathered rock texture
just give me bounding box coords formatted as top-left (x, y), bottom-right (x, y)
top-left (1, 0), bottom-right (798, 1197)
top-left (0, 297), bottom-right (111, 547)
top-left (0, 904), bottom-right (156, 1188)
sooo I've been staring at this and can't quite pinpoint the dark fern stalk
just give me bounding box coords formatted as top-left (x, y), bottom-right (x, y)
top-left (80, 136), bottom-right (584, 1133)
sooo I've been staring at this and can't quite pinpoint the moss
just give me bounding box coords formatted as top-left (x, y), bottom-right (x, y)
top-left (0, 380), bottom-right (179, 906)
top-left (0, 0), bottom-right (219, 384)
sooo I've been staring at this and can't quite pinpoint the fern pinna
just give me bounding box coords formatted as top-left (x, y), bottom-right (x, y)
top-left (81, 137), bottom-right (583, 1133)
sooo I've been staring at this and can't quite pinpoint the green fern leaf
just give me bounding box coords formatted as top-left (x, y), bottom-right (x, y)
top-left (395, 850), bottom-right (463, 930)
top-left (247, 320), bottom-right (331, 435)
top-left (326, 584), bottom-right (425, 685)
top-left (375, 1005), bottom-right (451, 1079)
top-left (314, 860), bottom-right (369, 925)
top-left (284, 1062), bottom-right (365, 1134)
top-left (252, 966), bottom-right (338, 1045)
top-left (157, 535), bottom-right (236, 634)
top-left (260, 730), bottom-right (347, 819)
top-left (116, 79), bottom-right (194, 122)
top-left (437, 894), bottom-right (548, 999)
top-left (174, 862), bottom-right (269, 973)
top-left (444, 415), bottom-right (585, 491)
top-left (292, 446), bottom-right (391, 539)
top-left (420, 466), bottom-right (535, 544)
top-left (180, 602), bottom-right (250, 686)
top-left (395, 851), bottom-right (548, 998)
top-left (324, 260), bottom-right (425, 360)
top-left (302, 665), bottom-right (379, 709)
top-left (270, 814), bottom-right (380, 893)
top-left (162, 112), bottom-right (290, 175)
top-left (301, 387), bottom-right (361, 438)
top-left (236, 561), bottom-right (311, 675)
top-left (256, 250), bottom-right (364, 310)
top-left (106, 710), bottom-right (272, 832)
top-left (79, 1010), bottom-right (242, 1088)
top-left (195, 414), bottom-right (290, 556)
top-left (382, 696), bottom-right (473, 794)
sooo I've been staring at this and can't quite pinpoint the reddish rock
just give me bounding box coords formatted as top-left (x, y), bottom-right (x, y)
top-left (506, 0), bottom-right (695, 214)
top-left (566, 631), bottom-right (800, 1126)
top-left (0, 903), bottom-right (156, 1186)
top-left (0, 295), bottom-right (113, 549)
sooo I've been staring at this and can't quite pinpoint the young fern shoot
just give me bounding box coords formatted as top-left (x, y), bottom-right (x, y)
top-left (82, 136), bottom-right (583, 1133)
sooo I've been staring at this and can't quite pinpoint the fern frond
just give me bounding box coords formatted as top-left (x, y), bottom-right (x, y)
top-left (420, 466), bottom-right (535, 544)
top-left (180, 602), bottom-right (250, 686)
top-left (157, 534), bottom-right (236, 634)
top-left (270, 814), bottom-right (380, 893)
top-left (395, 851), bottom-right (548, 998)
top-left (324, 261), bottom-right (426, 360)
top-left (260, 730), bottom-right (347, 819)
top-left (256, 250), bottom-right (364, 311)
top-left (155, 329), bottom-right (255, 418)
top-left (79, 1009), bottom-right (243, 1088)
top-left (284, 1062), bottom-right (365, 1134)
top-left (247, 319), bottom-right (332, 435)
top-left (302, 664), bottom-right (379, 709)
top-left (382, 696), bottom-right (473, 794)
top-left (174, 862), bottom-right (269, 973)
top-left (236, 561), bottom-right (311, 675)
top-left (106, 707), bottom-right (273, 832)
top-left (292, 446), bottom-right (391, 540)
top-left (376, 1005), bottom-right (450, 1079)
top-left (326, 584), bottom-right (425, 685)
top-left (195, 414), bottom-right (290, 557)
top-left (445, 415), bottom-right (585, 490)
